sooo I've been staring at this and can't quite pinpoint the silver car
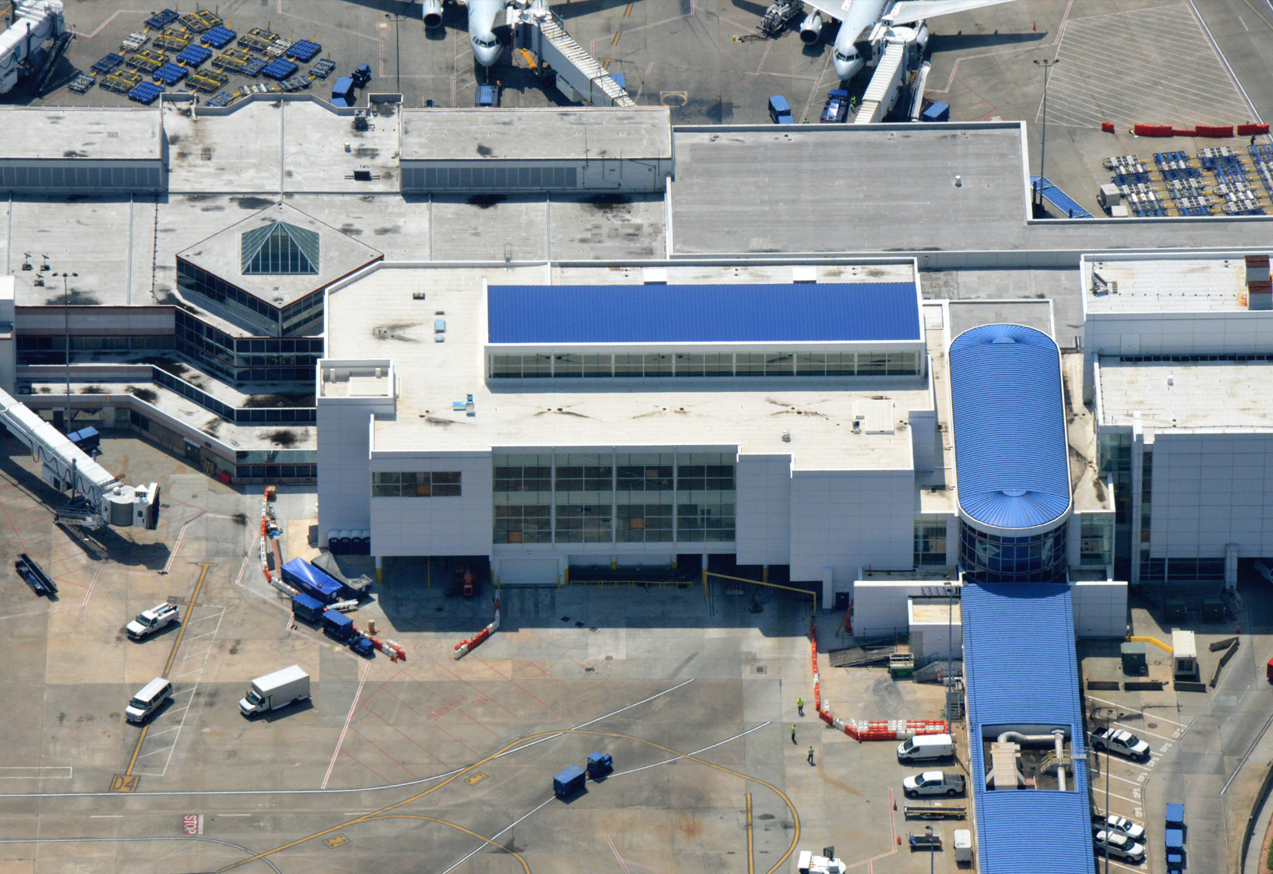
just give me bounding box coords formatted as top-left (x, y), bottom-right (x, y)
top-left (1093, 831), bottom-right (1145, 864)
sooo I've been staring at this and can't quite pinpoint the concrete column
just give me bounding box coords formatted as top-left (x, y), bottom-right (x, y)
top-left (375, 554), bottom-right (383, 585)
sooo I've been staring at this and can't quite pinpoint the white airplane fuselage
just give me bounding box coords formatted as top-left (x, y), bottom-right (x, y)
top-left (826, 0), bottom-right (887, 79)
top-left (466, 0), bottom-right (505, 66)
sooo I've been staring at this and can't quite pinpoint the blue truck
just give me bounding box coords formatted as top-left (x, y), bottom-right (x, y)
top-left (768, 95), bottom-right (793, 125)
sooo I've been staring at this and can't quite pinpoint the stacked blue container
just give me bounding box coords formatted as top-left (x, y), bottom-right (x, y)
top-left (176, 44), bottom-right (213, 67)
top-left (285, 40), bottom-right (321, 63)
top-left (200, 25), bottom-right (237, 49)
top-left (261, 59), bottom-right (299, 80)
top-left (1165, 803), bottom-right (1185, 873)
top-left (153, 62), bottom-right (189, 85)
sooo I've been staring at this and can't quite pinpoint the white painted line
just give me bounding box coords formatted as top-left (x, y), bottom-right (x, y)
top-left (145, 726), bottom-right (180, 738)
top-left (1094, 771), bottom-right (1141, 787)
top-left (1099, 789), bottom-right (1143, 806)
top-left (136, 746), bottom-right (174, 760)
top-left (151, 607), bottom-right (225, 778)
top-left (89, 815), bottom-right (123, 818)
top-left (321, 662), bottom-right (370, 790)
top-left (573, 679), bottom-right (694, 729)
top-left (1085, 697), bottom-right (1187, 727)
top-left (608, 724), bottom-right (769, 777)
top-left (1112, 721), bottom-right (1177, 742)
top-left (187, 613), bottom-right (221, 625)
top-left (1104, 859), bottom-right (1142, 873)
top-left (0, 767), bottom-right (71, 779)
top-left (437, 795), bottom-right (555, 874)
top-left (217, 813), bottom-right (250, 817)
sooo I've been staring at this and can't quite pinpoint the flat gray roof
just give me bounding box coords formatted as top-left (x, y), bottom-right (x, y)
top-left (328, 262), bottom-right (934, 469)
top-left (0, 108), bottom-right (162, 162)
top-left (1097, 357), bottom-right (1273, 430)
top-left (177, 202), bottom-right (384, 309)
top-left (401, 107), bottom-right (672, 162)
top-left (668, 123), bottom-right (1273, 256)
top-left (1084, 257), bottom-right (1249, 314)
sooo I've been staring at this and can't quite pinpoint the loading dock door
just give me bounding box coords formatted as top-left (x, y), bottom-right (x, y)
top-left (498, 558), bottom-right (560, 586)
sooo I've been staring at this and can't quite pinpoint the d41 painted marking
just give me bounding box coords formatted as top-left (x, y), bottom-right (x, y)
top-left (110, 774), bottom-right (139, 793)
top-left (325, 835), bottom-right (351, 849)
top-left (465, 772), bottom-right (488, 786)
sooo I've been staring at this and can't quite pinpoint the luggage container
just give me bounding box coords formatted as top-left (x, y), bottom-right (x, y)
top-left (291, 592), bottom-right (326, 624)
top-left (554, 764), bottom-right (586, 797)
top-left (322, 609), bottom-right (354, 640)
top-left (768, 95), bottom-right (793, 124)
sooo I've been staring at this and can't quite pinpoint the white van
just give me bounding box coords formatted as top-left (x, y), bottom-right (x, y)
top-left (897, 733), bottom-right (954, 762)
top-left (125, 677), bottom-right (172, 724)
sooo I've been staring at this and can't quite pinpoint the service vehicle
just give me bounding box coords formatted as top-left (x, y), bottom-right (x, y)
top-left (554, 764), bottom-right (586, 797)
top-left (768, 95), bottom-right (793, 124)
top-left (903, 770), bottom-right (965, 797)
top-left (240, 665), bottom-right (310, 717)
top-left (897, 733), bottom-right (953, 762)
top-left (1090, 728), bottom-right (1151, 761)
top-left (126, 601), bottom-right (180, 639)
top-left (820, 88), bottom-right (850, 123)
top-left (125, 677), bottom-right (172, 723)
top-left (1092, 813), bottom-right (1146, 842)
top-left (1093, 830), bottom-right (1146, 864)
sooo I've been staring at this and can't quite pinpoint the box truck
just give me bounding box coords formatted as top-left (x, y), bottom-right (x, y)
top-left (240, 665), bottom-right (310, 717)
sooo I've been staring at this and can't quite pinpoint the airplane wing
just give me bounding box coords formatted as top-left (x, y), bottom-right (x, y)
top-left (798, 0), bottom-right (853, 24)
top-left (887, 0), bottom-right (1017, 25)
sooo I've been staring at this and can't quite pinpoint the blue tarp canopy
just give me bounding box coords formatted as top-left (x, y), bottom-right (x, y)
top-left (282, 558), bottom-right (345, 602)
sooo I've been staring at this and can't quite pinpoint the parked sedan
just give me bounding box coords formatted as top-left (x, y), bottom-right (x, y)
top-left (1093, 831), bottom-right (1146, 864)
top-left (1092, 813), bottom-right (1146, 843)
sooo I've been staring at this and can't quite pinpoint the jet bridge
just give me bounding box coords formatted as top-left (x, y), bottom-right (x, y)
top-left (0, 0), bottom-right (67, 95)
top-left (853, 40), bottom-right (907, 125)
top-left (0, 386), bottom-right (160, 529)
top-left (511, 7), bottom-right (635, 107)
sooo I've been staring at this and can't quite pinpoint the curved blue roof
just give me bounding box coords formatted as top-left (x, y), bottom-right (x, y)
top-left (487, 283), bottom-right (922, 345)
top-left (949, 324), bottom-right (1070, 530)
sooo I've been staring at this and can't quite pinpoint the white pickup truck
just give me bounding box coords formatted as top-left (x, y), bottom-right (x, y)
top-left (903, 771), bottom-right (966, 797)
top-left (126, 602), bottom-right (180, 640)
top-left (1090, 728), bottom-right (1151, 761)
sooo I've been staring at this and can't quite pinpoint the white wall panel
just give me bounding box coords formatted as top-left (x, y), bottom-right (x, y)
top-left (789, 469), bottom-right (914, 583)
top-left (369, 452), bottom-right (494, 557)
top-left (735, 454), bottom-right (792, 566)
top-left (1072, 581), bottom-right (1127, 637)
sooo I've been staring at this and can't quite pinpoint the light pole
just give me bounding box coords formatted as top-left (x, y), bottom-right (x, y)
top-left (53, 271), bottom-right (77, 431)
top-left (1033, 58), bottom-right (1060, 215)
top-left (386, 13), bottom-right (405, 94)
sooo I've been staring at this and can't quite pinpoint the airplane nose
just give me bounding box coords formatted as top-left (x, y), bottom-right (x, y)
top-left (472, 40), bottom-right (502, 67)
top-left (834, 57), bottom-right (863, 81)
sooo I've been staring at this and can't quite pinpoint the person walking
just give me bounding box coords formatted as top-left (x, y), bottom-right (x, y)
top-left (791, 724), bottom-right (797, 744)
top-left (797, 697), bottom-right (804, 716)
top-left (807, 746), bottom-right (815, 765)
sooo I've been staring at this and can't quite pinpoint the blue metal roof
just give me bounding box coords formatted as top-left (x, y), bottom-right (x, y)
top-left (963, 582), bottom-right (1093, 874)
top-left (949, 324), bottom-right (1071, 530)
top-left (486, 283), bottom-right (922, 345)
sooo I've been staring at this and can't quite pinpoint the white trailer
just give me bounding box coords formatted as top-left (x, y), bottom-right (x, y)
top-left (1172, 629), bottom-right (1198, 679)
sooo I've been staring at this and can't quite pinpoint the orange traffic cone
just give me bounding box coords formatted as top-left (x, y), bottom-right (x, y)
top-left (1032, 22), bottom-right (1036, 31)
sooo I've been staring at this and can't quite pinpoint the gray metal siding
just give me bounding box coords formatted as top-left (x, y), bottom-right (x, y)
top-left (0, 160), bottom-right (163, 193)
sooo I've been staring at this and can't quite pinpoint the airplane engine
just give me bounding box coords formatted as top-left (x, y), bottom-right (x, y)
top-left (799, 12), bottom-right (823, 44)
top-left (422, 0), bottom-right (444, 28)
top-left (914, 23), bottom-right (929, 52)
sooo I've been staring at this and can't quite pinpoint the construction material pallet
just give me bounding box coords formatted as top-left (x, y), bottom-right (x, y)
top-left (309, 58), bottom-right (336, 79)
top-left (201, 25), bottom-right (237, 49)
top-left (176, 44), bottom-right (213, 67)
top-left (188, 70), bottom-right (229, 93)
top-left (68, 73), bottom-right (96, 93)
top-left (239, 28), bottom-right (278, 53)
top-left (261, 59), bottom-right (298, 80)
top-left (129, 82), bottom-right (164, 105)
top-left (179, 11), bottom-right (220, 33)
top-left (91, 53), bottom-right (125, 74)
top-left (153, 62), bottom-right (189, 86)
top-left (279, 76), bottom-right (310, 92)
top-left (153, 30), bottom-right (192, 52)
top-left (211, 48), bottom-right (256, 72)
top-left (207, 91), bottom-right (238, 107)
top-left (265, 39), bottom-right (293, 58)
top-left (125, 49), bottom-right (166, 73)
top-left (286, 40), bottom-right (321, 63)
top-left (100, 70), bottom-right (143, 93)
top-left (120, 32), bottom-right (148, 52)
top-left (145, 9), bottom-right (180, 30)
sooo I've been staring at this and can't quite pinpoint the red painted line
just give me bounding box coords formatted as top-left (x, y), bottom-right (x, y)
top-left (606, 834), bottom-right (632, 874)
top-left (475, 657), bottom-right (549, 708)
top-left (460, 708), bottom-right (500, 739)
top-left (351, 666), bottom-right (408, 715)
top-left (570, 657), bottom-right (587, 669)
top-left (349, 726), bottom-right (419, 778)
top-left (402, 669), bottom-right (447, 699)
top-left (375, 687), bottom-right (437, 723)
top-left (367, 708), bottom-right (445, 764)
top-left (427, 721), bottom-right (479, 757)
top-left (524, 659), bottom-right (567, 688)
top-left (339, 747), bottom-right (392, 785)
top-left (425, 657), bottom-right (519, 719)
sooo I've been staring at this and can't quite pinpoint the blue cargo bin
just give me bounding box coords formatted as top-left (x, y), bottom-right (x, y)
top-left (321, 609), bottom-right (354, 641)
top-left (291, 593), bottom-right (326, 624)
top-left (921, 101), bottom-right (950, 122)
top-left (553, 764), bottom-right (586, 797)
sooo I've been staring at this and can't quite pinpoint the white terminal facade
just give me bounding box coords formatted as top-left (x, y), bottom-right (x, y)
top-left (316, 260), bottom-right (1124, 634)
